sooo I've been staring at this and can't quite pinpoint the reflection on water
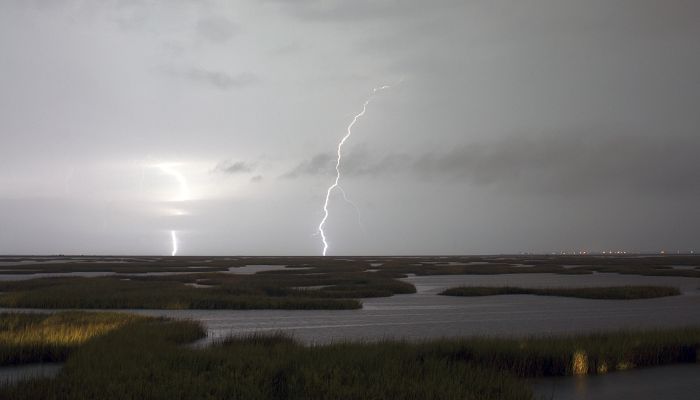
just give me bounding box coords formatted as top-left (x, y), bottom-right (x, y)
top-left (0, 363), bottom-right (63, 386)
top-left (532, 363), bottom-right (700, 400)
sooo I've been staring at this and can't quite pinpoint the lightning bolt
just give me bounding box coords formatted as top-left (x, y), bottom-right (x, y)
top-left (153, 162), bottom-right (189, 256)
top-left (170, 230), bottom-right (178, 256)
top-left (317, 84), bottom-right (392, 256)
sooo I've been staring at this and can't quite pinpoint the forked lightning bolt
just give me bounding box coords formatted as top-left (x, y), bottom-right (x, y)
top-left (317, 85), bottom-right (391, 256)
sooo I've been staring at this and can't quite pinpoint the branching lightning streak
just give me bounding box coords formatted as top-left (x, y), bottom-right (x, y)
top-left (317, 85), bottom-right (391, 256)
top-left (337, 185), bottom-right (366, 233)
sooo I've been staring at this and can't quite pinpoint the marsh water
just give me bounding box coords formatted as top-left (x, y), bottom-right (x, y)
top-left (532, 363), bottom-right (700, 400)
top-left (0, 363), bottom-right (62, 386)
top-left (99, 272), bottom-right (698, 344)
top-left (3, 272), bottom-right (698, 343)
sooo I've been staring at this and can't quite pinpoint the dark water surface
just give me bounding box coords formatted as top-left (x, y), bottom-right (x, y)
top-left (143, 273), bottom-right (700, 344)
top-left (532, 363), bottom-right (700, 400)
top-left (0, 363), bottom-right (62, 386)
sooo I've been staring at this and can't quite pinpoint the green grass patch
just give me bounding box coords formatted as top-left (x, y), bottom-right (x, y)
top-left (0, 312), bottom-right (147, 365)
top-left (439, 285), bottom-right (681, 299)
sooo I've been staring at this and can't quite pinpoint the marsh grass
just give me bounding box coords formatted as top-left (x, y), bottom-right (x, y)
top-left (0, 277), bottom-right (363, 310)
top-left (0, 322), bottom-right (530, 400)
top-left (440, 285), bottom-right (681, 299)
top-left (0, 312), bottom-right (145, 365)
top-left (434, 328), bottom-right (700, 377)
top-left (0, 315), bottom-right (698, 400)
top-left (0, 270), bottom-right (418, 310)
top-left (2, 255), bottom-right (699, 278)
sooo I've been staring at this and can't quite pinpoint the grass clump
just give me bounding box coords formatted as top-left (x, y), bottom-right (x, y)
top-left (433, 328), bottom-right (700, 377)
top-left (440, 285), bottom-right (681, 299)
top-left (0, 265), bottom-right (421, 310)
top-left (0, 312), bottom-right (147, 365)
top-left (0, 277), bottom-right (362, 310)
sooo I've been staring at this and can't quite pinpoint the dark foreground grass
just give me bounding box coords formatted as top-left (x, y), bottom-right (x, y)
top-left (440, 285), bottom-right (682, 299)
top-left (0, 319), bottom-right (529, 400)
top-left (0, 314), bottom-right (699, 400)
top-left (0, 312), bottom-right (146, 365)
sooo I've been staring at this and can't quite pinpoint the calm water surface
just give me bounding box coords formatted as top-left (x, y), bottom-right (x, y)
top-left (532, 363), bottom-right (700, 400)
top-left (90, 273), bottom-right (700, 344)
top-left (0, 363), bottom-right (62, 386)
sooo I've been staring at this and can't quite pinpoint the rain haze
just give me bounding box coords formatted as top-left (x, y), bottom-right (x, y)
top-left (1, 0), bottom-right (698, 255)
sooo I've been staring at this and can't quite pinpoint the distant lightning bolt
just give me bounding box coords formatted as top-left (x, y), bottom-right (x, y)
top-left (317, 84), bottom-right (392, 256)
top-left (170, 230), bottom-right (178, 256)
top-left (153, 162), bottom-right (189, 256)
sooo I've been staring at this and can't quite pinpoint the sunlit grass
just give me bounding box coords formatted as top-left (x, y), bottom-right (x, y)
top-left (0, 312), bottom-right (146, 365)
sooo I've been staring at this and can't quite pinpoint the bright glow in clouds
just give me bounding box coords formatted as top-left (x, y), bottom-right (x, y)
top-left (317, 85), bottom-right (392, 256)
top-left (155, 163), bottom-right (191, 202)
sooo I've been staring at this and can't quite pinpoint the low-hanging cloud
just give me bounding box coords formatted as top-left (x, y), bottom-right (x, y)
top-left (280, 153), bottom-right (335, 179)
top-left (283, 133), bottom-right (700, 196)
top-left (214, 160), bottom-right (255, 175)
top-left (165, 67), bottom-right (260, 90)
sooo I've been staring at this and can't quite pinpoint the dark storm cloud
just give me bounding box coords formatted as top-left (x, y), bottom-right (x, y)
top-left (280, 153), bottom-right (335, 179)
top-left (214, 160), bottom-right (255, 175)
top-left (166, 68), bottom-right (259, 90)
top-left (196, 16), bottom-right (239, 43)
top-left (284, 133), bottom-right (700, 196)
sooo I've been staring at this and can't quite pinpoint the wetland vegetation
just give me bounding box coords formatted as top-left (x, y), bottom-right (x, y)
top-left (0, 254), bottom-right (697, 310)
top-left (2, 254), bottom-right (699, 278)
top-left (0, 312), bottom-right (145, 365)
top-left (0, 270), bottom-right (417, 310)
top-left (440, 285), bottom-right (682, 300)
top-left (0, 313), bottom-right (698, 400)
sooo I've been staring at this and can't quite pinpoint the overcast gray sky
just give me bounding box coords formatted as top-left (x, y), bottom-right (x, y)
top-left (1, 0), bottom-right (698, 255)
